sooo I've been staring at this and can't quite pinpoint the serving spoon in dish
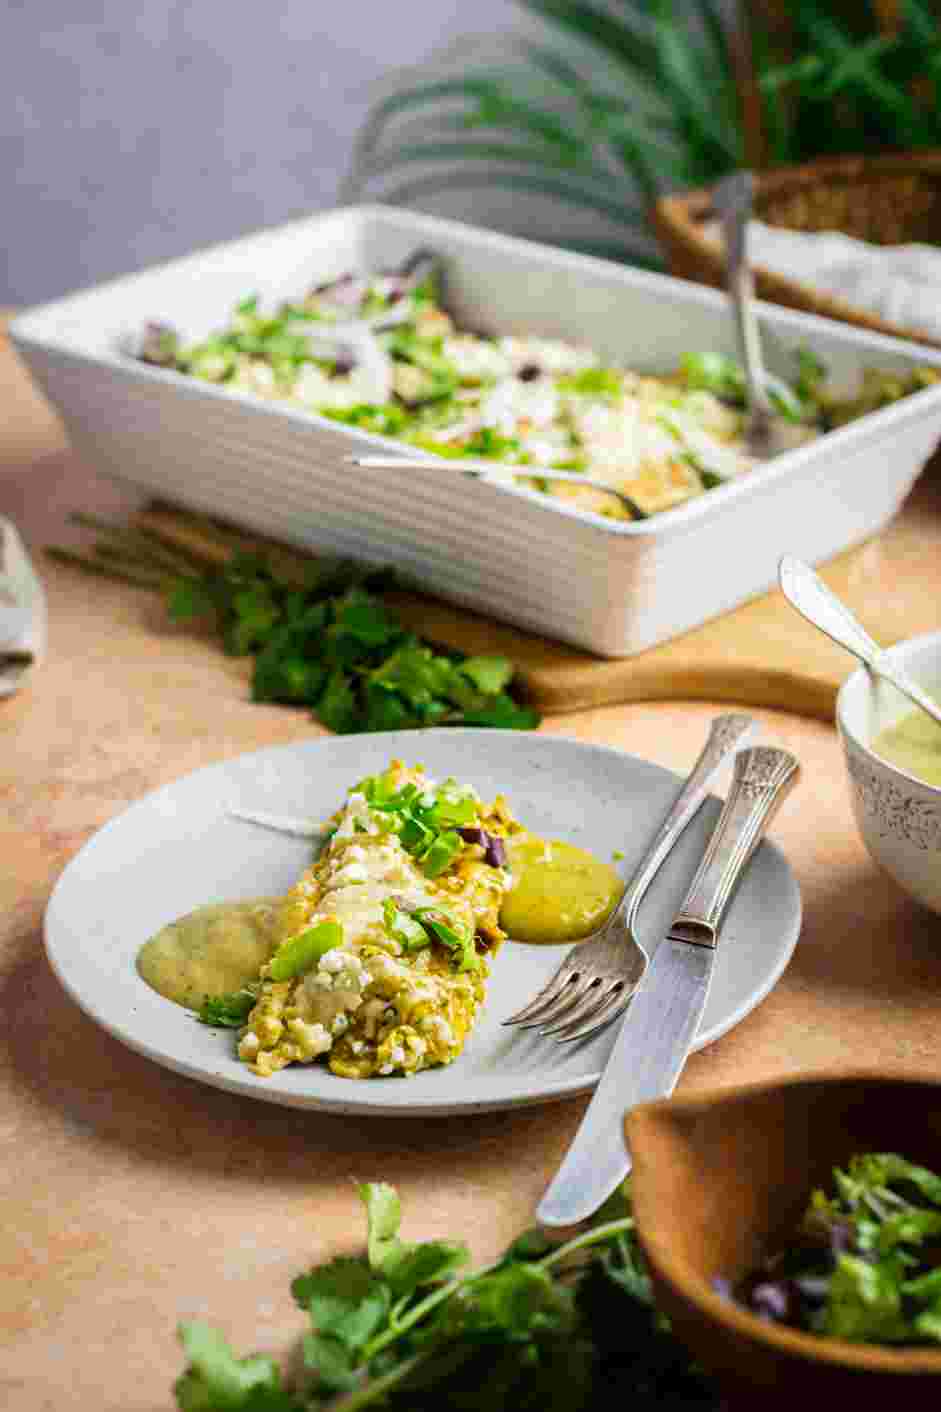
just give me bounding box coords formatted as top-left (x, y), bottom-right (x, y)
top-left (347, 453), bottom-right (647, 519)
top-left (779, 555), bottom-right (941, 729)
top-left (712, 172), bottom-right (817, 460)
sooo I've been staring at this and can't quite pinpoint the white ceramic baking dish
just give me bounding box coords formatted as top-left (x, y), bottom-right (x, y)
top-left (12, 205), bottom-right (941, 657)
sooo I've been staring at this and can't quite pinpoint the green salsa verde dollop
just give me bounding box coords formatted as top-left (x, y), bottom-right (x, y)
top-left (871, 705), bottom-right (941, 788)
top-left (499, 834), bottom-right (623, 944)
top-left (136, 899), bottom-right (279, 1010)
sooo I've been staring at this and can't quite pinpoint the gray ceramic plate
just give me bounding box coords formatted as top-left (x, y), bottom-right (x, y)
top-left (44, 730), bottom-right (801, 1116)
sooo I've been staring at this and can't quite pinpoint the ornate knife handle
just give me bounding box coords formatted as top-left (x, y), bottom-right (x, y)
top-left (620, 713), bottom-right (755, 932)
top-left (669, 746), bottom-right (800, 948)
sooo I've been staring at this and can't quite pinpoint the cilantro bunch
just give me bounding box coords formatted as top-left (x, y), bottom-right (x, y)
top-left (171, 558), bottom-right (538, 735)
top-left (174, 1182), bottom-right (719, 1412)
top-left (732, 1152), bottom-right (941, 1345)
top-left (49, 519), bottom-right (539, 736)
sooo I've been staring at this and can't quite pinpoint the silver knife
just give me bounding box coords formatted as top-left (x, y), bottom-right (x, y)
top-left (537, 745), bottom-right (800, 1227)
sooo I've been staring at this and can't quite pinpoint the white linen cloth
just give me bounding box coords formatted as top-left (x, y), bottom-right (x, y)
top-left (0, 518), bottom-right (46, 696)
top-left (743, 220), bottom-right (941, 343)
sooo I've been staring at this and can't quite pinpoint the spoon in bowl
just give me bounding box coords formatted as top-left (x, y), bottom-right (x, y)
top-left (779, 554), bottom-right (941, 729)
top-left (712, 172), bottom-right (816, 460)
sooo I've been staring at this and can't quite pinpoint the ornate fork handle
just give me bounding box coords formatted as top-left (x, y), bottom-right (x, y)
top-left (620, 713), bottom-right (755, 935)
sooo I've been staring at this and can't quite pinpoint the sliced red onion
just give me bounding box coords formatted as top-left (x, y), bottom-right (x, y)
top-left (459, 828), bottom-right (507, 868)
top-left (138, 321), bottom-right (178, 366)
top-left (390, 894), bottom-right (418, 914)
top-left (313, 273), bottom-right (369, 311)
top-left (748, 1280), bottom-right (794, 1323)
top-left (485, 835), bottom-right (508, 868)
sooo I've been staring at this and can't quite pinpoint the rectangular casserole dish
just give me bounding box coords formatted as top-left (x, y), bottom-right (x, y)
top-left (11, 204), bottom-right (941, 657)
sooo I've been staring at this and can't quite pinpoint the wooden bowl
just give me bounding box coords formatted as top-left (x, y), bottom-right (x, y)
top-left (626, 1072), bottom-right (941, 1409)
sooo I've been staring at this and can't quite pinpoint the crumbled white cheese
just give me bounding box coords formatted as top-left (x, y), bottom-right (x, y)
top-left (319, 948), bottom-right (351, 975)
top-left (443, 336), bottom-right (511, 383)
top-left (499, 336), bottom-right (598, 376)
top-left (481, 378), bottom-right (559, 436)
top-left (333, 792), bottom-right (379, 838)
top-left (422, 1015), bottom-right (454, 1047)
top-left (570, 400), bottom-right (643, 479)
top-left (286, 1018), bottom-right (333, 1059)
top-left (331, 861), bottom-right (369, 885)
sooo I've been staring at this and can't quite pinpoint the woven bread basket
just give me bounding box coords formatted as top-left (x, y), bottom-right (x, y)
top-left (652, 0), bottom-right (941, 346)
top-left (653, 149), bottom-right (941, 349)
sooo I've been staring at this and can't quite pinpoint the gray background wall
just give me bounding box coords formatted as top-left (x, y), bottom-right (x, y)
top-left (3, 0), bottom-right (518, 306)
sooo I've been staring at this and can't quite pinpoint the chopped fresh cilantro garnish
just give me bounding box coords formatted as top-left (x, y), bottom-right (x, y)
top-left (462, 426), bottom-right (523, 461)
top-left (358, 771), bottom-right (481, 879)
top-left (196, 990), bottom-right (256, 1028)
top-left (413, 907), bottom-right (479, 971)
top-left (556, 366), bottom-right (623, 400)
top-left (418, 831), bottom-right (463, 878)
top-left (794, 347), bottom-right (827, 405)
top-left (679, 351), bottom-right (746, 403)
top-left (382, 900), bottom-right (429, 952)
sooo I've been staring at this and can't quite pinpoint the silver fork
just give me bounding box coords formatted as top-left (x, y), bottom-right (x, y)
top-left (501, 712), bottom-right (755, 1044)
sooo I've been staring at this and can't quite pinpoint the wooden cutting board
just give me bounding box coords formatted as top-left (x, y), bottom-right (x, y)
top-left (386, 498), bottom-right (939, 720)
top-left (128, 481), bottom-right (941, 723)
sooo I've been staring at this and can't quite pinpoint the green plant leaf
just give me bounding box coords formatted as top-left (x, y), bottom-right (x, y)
top-left (518, 0), bottom-right (658, 81)
top-left (317, 670), bottom-right (360, 734)
top-left (300, 1332), bottom-right (358, 1392)
top-left (824, 1254), bottom-right (912, 1343)
top-left (174, 1322), bottom-right (295, 1412)
top-left (648, 0), bottom-right (740, 166)
top-left (359, 1182), bottom-right (405, 1275)
top-left (358, 138), bottom-right (591, 176)
top-left (167, 576), bottom-right (217, 621)
top-left (373, 170), bottom-right (645, 232)
top-left (291, 1258), bottom-right (389, 1351)
top-left (459, 656), bottom-right (513, 694)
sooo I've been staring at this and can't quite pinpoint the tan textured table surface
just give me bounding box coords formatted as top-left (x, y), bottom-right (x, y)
top-left (3, 328), bottom-right (941, 1411)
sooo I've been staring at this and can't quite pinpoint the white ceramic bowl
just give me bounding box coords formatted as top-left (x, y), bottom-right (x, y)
top-left (837, 630), bottom-right (941, 914)
top-left (12, 205), bottom-right (941, 657)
